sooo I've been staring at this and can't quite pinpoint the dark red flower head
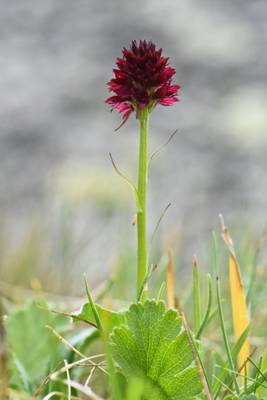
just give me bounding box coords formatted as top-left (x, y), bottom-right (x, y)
top-left (106, 40), bottom-right (180, 126)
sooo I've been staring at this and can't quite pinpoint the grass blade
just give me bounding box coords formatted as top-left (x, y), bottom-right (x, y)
top-left (167, 250), bottom-right (175, 308)
top-left (196, 273), bottom-right (212, 340)
top-left (220, 215), bottom-right (250, 373)
top-left (84, 274), bottom-right (103, 332)
top-left (216, 275), bottom-right (239, 394)
top-left (212, 232), bottom-right (239, 395)
top-left (213, 325), bottom-right (250, 398)
top-left (193, 255), bottom-right (201, 332)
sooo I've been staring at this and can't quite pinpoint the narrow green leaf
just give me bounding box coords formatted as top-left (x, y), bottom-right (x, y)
top-left (245, 369), bottom-right (267, 395)
top-left (193, 256), bottom-right (201, 332)
top-left (213, 325), bottom-right (250, 398)
top-left (216, 275), bottom-right (240, 395)
top-left (256, 348), bottom-right (267, 397)
top-left (157, 282), bottom-right (166, 302)
top-left (148, 129), bottom-right (178, 170)
top-left (196, 273), bottom-right (212, 339)
top-left (84, 274), bottom-right (103, 331)
top-left (109, 152), bottom-right (142, 212)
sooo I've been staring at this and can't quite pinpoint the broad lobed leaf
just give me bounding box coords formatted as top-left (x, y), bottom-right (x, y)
top-left (110, 300), bottom-right (204, 400)
top-left (73, 302), bottom-right (126, 331)
top-left (6, 301), bottom-right (67, 394)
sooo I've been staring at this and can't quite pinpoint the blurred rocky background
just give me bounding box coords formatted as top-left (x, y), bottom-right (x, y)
top-left (0, 0), bottom-right (267, 294)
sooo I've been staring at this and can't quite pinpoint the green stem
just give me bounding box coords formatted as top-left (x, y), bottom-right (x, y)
top-left (137, 107), bottom-right (149, 300)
